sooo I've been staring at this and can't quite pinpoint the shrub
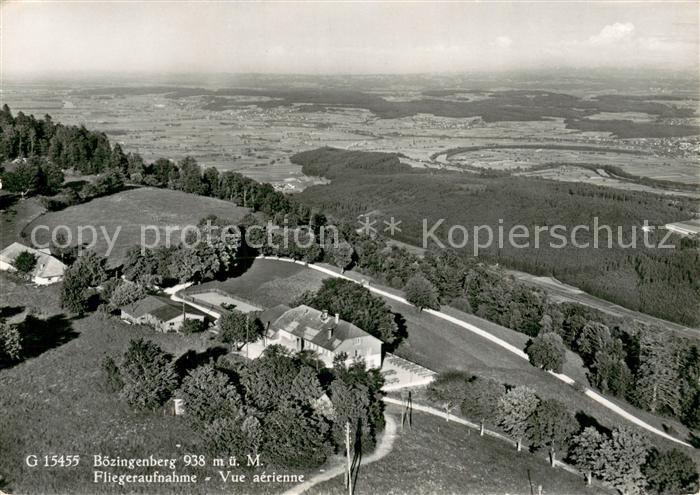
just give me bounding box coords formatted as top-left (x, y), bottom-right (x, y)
top-left (0, 321), bottom-right (22, 363)
top-left (100, 356), bottom-right (124, 393)
top-left (181, 318), bottom-right (207, 334)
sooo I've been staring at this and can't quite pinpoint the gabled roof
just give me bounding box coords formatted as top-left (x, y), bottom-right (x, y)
top-left (259, 304), bottom-right (291, 328)
top-left (0, 242), bottom-right (66, 279)
top-left (269, 304), bottom-right (380, 352)
top-left (121, 295), bottom-right (206, 322)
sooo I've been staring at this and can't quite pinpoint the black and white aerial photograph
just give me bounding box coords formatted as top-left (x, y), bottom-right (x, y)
top-left (0, 1), bottom-right (698, 494)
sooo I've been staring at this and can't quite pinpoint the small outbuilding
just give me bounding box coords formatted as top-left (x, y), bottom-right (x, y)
top-left (120, 295), bottom-right (207, 333)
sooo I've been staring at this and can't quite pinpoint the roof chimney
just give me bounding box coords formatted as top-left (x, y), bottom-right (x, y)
top-left (328, 327), bottom-right (333, 339)
top-left (321, 309), bottom-right (329, 321)
top-left (335, 313), bottom-right (339, 324)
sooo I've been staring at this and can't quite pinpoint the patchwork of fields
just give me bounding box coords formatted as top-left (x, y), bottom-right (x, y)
top-left (3, 81), bottom-right (698, 193)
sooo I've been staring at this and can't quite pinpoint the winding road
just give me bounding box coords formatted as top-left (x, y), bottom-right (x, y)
top-left (282, 415), bottom-right (398, 495)
top-left (257, 256), bottom-right (692, 448)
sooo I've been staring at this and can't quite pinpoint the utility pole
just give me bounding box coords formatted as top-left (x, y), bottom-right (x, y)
top-left (181, 301), bottom-right (186, 332)
top-left (345, 421), bottom-right (352, 495)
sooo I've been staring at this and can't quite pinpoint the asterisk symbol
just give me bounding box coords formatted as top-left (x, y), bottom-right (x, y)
top-left (383, 217), bottom-right (402, 236)
top-left (358, 215), bottom-right (377, 236)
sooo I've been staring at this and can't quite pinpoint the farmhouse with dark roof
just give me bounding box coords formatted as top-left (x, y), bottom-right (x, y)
top-left (259, 304), bottom-right (382, 369)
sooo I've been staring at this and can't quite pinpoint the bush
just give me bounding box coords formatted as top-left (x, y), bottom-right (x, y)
top-left (100, 356), bottom-right (124, 393)
top-left (181, 318), bottom-right (207, 334)
top-left (0, 321), bottom-right (22, 364)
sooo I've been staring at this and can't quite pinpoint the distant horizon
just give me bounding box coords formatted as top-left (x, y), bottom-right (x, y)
top-left (2, 2), bottom-right (698, 77)
top-left (3, 66), bottom-right (699, 89)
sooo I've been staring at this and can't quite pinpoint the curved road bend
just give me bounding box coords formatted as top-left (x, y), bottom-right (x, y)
top-left (282, 415), bottom-right (398, 495)
top-left (257, 256), bottom-right (692, 448)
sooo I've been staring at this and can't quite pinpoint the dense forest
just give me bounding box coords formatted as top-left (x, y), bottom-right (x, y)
top-left (293, 147), bottom-right (700, 327)
top-left (0, 104), bottom-right (134, 175)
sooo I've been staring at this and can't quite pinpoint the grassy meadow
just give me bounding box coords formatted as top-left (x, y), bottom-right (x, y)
top-left (308, 405), bottom-right (610, 495)
top-left (23, 187), bottom-right (250, 266)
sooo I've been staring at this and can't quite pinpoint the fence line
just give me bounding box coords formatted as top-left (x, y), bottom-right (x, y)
top-left (382, 397), bottom-right (612, 490)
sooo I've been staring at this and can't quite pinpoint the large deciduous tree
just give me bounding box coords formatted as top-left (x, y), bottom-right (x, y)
top-left (325, 240), bottom-right (354, 273)
top-left (179, 365), bottom-right (242, 430)
top-left (598, 427), bottom-right (648, 495)
top-left (427, 370), bottom-right (472, 419)
top-left (526, 398), bottom-right (577, 466)
top-left (118, 338), bottom-right (178, 411)
top-left (525, 332), bottom-right (567, 373)
top-left (496, 385), bottom-right (539, 452)
top-left (643, 448), bottom-right (699, 495)
top-left (570, 427), bottom-right (606, 486)
top-left (14, 251), bottom-right (37, 276)
top-left (261, 403), bottom-right (331, 469)
top-left (404, 273), bottom-right (440, 312)
top-left (296, 278), bottom-right (399, 345)
top-left (460, 377), bottom-right (505, 435)
top-left (108, 280), bottom-right (147, 308)
top-left (218, 310), bottom-right (264, 349)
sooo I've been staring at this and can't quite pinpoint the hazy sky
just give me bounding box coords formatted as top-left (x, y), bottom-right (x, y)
top-left (2, 1), bottom-right (698, 75)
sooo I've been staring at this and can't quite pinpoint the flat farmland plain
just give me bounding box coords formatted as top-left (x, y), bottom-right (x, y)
top-left (3, 82), bottom-right (697, 194)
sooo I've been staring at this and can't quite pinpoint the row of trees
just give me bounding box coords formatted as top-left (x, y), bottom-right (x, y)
top-left (341, 243), bottom-right (700, 429)
top-left (292, 147), bottom-right (699, 327)
top-left (427, 371), bottom-right (699, 495)
top-left (295, 278), bottom-right (401, 346)
top-left (101, 339), bottom-right (385, 468)
top-left (121, 222), bottom-right (242, 286)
